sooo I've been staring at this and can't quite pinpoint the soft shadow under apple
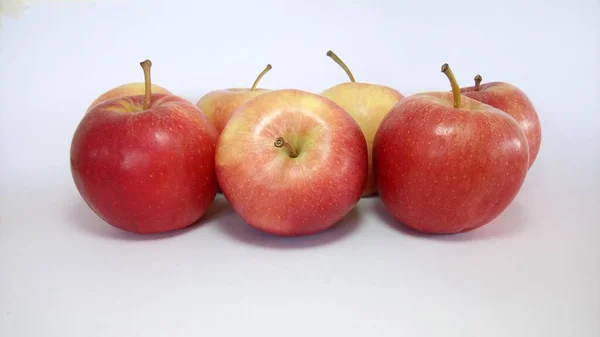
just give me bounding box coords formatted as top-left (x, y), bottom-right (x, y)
top-left (68, 195), bottom-right (230, 241)
top-left (216, 207), bottom-right (362, 249)
top-left (373, 199), bottom-right (529, 242)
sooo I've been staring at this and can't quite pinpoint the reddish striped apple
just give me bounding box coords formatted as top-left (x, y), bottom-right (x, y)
top-left (460, 75), bottom-right (542, 168)
top-left (71, 60), bottom-right (219, 234)
top-left (215, 89), bottom-right (368, 236)
top-left (373, 64), bottom-right (529, 234)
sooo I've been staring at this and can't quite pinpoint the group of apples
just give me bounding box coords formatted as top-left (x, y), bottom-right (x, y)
top-left (70, 51), bottom-right (541, 237)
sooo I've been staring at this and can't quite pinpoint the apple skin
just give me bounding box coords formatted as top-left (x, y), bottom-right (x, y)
top-left (196, 88), bottom-right (270, 134)
top-left (71, 93), bottom-right (219, 234)
top-left (373, 92), bottom-right (529, 234)
top-left (321, 82), bottom-right (404, 196)
top-left (460, 82), bottom-right (541, 168)
top-left (87, 82), bottom-right (171, 111)
top-left (215, 89), bottom-right (368, 236)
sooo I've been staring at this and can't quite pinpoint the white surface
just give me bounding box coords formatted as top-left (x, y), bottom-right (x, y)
top-left (1, 0), bottom-right (599, 336)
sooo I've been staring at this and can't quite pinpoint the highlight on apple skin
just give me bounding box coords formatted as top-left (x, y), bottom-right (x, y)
top-left (459, 75), bottom-right (542, 169)
top-left (215, 88), bottom-right (369, 237)
top-left (70, 60), bottom-right (219, 234)
top-left (320, 50), bottom-right (404, 197)
top-left (373, 63), bottom-right (530, 234)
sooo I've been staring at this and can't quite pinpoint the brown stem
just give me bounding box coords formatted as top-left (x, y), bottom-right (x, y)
top-left (274, 137), bottom-right (298, 158)
top-left (474, 74), bottom-right (482, 91)
top-left (441, 63), bottom-right (461, 108)
top-left (326, 50), bottom-right (356, 82)
top-left (251, 64), bottom-right (272, 91)
top-left (140, 59), bottom-right (152, 110)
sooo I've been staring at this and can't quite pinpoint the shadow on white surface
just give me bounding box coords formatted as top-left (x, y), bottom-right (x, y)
top-left (373, 199), bottom-right (529, 242)
top-left (215, 206), bottom-right (362, 249)
top-left (67, 194), bottom-right (361, 247)
top-left (67, 195), bottom-right (231, 241)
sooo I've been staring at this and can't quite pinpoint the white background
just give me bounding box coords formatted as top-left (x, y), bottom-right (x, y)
top-left (1, 0), bottom-right (598, 336)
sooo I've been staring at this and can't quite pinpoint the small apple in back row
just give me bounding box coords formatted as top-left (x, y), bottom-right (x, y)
top-left (320, 50), bottom-right (404, 197)
top-left (71, 60), bottom-right (219, 234)
top-left (86, 76), bottom-right (171, 112)
top-left (196, 63), bottom-right (273, 134)
top-left (216, 89), bottom-right (368, 237)
top-left (373, 63), bottom-right (529, 234)
top-left (195, 63), bottom-right (273, 193)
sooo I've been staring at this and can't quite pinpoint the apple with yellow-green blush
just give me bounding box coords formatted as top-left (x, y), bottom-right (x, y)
top-left (196, 64), bottom-right (273, 134)
top-left (87, 82), bottom-right (171, 112)
top-left (320, 50), bottom-right (404, 197)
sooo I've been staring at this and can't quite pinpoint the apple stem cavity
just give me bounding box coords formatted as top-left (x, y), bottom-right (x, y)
top-left (474, 74), bottom-right (482, 91)
top-left (441, 63), bottom-right (461, 108)
top-left (251, 64), bottom-right (272, 91)
top-left (326, 50), bottom-right (356, 83)
top-left (140, 59), bottom-right (153, 110)
top-left (274, 137), bottom-right (298, 158)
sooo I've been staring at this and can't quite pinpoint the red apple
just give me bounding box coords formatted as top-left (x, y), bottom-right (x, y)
top-left (215, 89), bottom-right (368, 236)
top-left (196, 64), bottom-right (272, 134)
top-left (70, 60), bottom-right (219, 234)
top-left (373, 63), bottom-right (529, 234)
top-left (460, 74), bottom-right (542, 168)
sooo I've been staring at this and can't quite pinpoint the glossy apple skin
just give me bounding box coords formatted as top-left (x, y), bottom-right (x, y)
top-left (87, 82), bottom-right (171, 111)
top-left (216, 89), bottom-right (368, 236)
top-left (321, 82), bottom-right (404, 197)
top-left (460, 82), bottom-right (541, 168)
top-left (196, 88), bottom-right (270, 134)
top-left (373, 92), bottom-right (529, 234)
top-left (71, 93), bottom-right (219, 234)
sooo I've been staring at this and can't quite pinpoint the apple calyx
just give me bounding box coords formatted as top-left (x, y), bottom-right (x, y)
top-left (441, 63), bottom-right (461, 108)
top-left (326, 50), bottom-right (356, 83)
top-left (251, 64), bottom-right (272, 91)
top-left (140, 59), bottom-right (153, 110)
top-left (474, 74), bottom-right (482, 91)
top-left (274, 137), bottom-right (298, 158)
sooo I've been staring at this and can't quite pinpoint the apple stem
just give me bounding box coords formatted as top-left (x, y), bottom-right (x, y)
top-left (274, 137), bottom-right (298, 158)
top-left (140, 59), bottom-right (153, 110)
top-left (474, 74), bottom-right (482, 91)
top-left (251, 64), bottom-right (272, 91)
top-left (441, 63), bottom-right (461, 108)
top-left (326, 50), bottom-right (355, 82)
